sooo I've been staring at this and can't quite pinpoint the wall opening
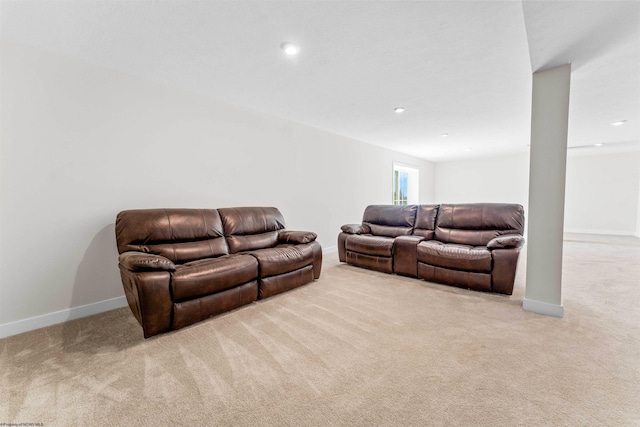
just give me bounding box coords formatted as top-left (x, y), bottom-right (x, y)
top-left (393, 162), bottom-right (419, 205)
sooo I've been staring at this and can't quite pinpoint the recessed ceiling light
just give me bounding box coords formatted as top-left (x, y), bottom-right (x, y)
top-left (394, 107), bottom-right (405, 113)
top-left (280, 42), bottom-right (300, 56)
top-left (594, 143), bottom-right (605, 147)
top-left (610, 120), bottom-right (627, 126)
top-left (441, 133), bottom-right (449, 137)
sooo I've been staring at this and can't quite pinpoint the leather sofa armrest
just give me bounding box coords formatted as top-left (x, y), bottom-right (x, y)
top-left (341, 224), bottom-right (371, 234)
top-left (395, 235), bottom-right (425, 243)
top-left (487, 235), bottom-right (525, 250)
top-left (119, 251), bottom-right (176, 272)
top-left (278, 230), bottom-right (317, 244)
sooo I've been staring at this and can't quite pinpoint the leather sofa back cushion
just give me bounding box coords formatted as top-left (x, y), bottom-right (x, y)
top-left (435, 203), bottom-right (525, 246)
top-left (362, 205), bottom-right (417, 237)
top-left (115, 209), bottom-right (229, 263)
top-left (218, 207), bottom-right (285, 253)
top-left (413, 204), bottom-right (439, 238)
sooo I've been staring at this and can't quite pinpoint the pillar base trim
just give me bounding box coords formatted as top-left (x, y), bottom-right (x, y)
top-left (523, 298), bottom-right (564, 318)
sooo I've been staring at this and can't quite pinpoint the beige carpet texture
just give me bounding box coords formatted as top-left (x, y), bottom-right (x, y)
top-left (1, 234), bottom-right (639, 426)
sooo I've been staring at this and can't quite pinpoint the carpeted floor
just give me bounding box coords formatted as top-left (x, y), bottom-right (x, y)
top-left (1, 234), bottom-right (639, 426)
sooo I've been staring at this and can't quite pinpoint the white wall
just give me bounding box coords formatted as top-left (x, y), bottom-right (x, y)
top-left (434, 150), bottom-right (640, 236)
top-left (565, 151), bottom-right (640, 235)
top-left (434, 152), bottom-right (530, 208)
top-left (0, 40), bottom-right (435, 336)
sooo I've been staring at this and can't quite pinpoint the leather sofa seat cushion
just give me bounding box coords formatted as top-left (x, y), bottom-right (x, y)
top-left (345, 234), bottom-right (394, 257)
top-left (171, 254), bottom-right (258, 301)
top-left (417, 240), bottom-right (492, 273)
top-left (249, 244), bottom-right (314, 277)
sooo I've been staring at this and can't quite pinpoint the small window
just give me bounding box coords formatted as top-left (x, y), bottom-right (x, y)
top-left (393, 169), bottom-right (409, 205)
top-left (392, 163), bottom-right (419, 205)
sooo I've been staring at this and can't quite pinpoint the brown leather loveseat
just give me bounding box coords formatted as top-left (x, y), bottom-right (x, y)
top-left (338, 203), bottom-right (524, 295)
top-left (116, 207), bottom-right (322, 338)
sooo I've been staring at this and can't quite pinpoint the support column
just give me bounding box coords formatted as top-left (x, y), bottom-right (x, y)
top-left (523, 64), bottom-right (571, 318)
top-left (636, 170), bottom-right (640, 238)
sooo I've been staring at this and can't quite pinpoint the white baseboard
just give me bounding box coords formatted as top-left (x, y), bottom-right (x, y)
top-left (522, 298), bottom-right (564, 318)
top-left (0, 247), bottom-right (340, 339)
top-left (0, 296), bottom-right (128, 339)
top-left (564, 228), bottom-right (635, 237)
top-left (322, 245), bottom-right (338, 255)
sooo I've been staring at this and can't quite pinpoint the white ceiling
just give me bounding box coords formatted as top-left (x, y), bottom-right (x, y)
top-left (2, 0), bottom-right (639, 162)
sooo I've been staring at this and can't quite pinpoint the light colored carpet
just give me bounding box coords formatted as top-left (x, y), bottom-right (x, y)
top-left (1, 234), bottom-right (639, 426)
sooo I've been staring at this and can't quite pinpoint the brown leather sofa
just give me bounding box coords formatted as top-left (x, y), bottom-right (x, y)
top-left (338, 203), bottom-right (524, 295)
top-left (115, 207), bottom-right (322, 338)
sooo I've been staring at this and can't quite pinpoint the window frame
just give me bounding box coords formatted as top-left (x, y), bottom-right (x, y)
top-left (392, 162), bottom-right (419, 205)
